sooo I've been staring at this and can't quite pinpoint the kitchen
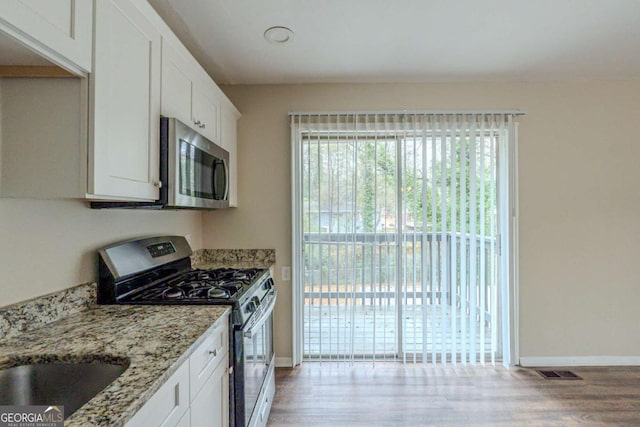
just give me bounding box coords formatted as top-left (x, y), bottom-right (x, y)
top-left (2, 1), bottom-right (640, 426)
top-left (0, 0), bottom-right (274, 426)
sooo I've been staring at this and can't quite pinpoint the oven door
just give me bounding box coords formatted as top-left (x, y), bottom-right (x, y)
top-left (166, 117), bottom-right (229, 209)
top-left (237, 290), bottom-right (276, 427)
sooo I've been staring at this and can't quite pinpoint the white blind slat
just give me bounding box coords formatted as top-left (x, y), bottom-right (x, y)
top-left (479, 115), bottom-right (487, 365)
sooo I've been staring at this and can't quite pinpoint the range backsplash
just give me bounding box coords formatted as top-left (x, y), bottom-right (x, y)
top-left (191, 248), bottom-right (275, 269)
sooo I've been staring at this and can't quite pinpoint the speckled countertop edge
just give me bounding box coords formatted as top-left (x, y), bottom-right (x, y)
top-left (0, 304), bottom-right (230, 427)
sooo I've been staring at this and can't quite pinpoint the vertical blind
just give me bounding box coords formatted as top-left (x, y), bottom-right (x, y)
top-left (292, 111), bottom-right (517, 365)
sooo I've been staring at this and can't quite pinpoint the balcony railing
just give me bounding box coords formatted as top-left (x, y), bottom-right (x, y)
top-left (303, 231), bottom-right (496, 319)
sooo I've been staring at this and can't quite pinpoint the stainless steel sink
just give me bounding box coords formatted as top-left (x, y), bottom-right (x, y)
top-left (0, 361), bottom-right (129, 419)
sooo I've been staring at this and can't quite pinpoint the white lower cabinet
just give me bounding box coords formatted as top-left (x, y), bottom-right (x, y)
top-left (125, 362), bottom-right (190, 427)
top-left (189, 313), bottom-right (228, 398)
top-left (125, 312), bottom-right (230, 427)
top-left (189, 311), bottom-right (230, 427)
top-left (176, 409), bottom-right (191, 427)
top-left (190, 354), bottom-right (229, 427)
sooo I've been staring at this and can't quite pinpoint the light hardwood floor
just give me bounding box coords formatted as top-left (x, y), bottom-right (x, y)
top-left (267, 363), bottom-right (640, 426)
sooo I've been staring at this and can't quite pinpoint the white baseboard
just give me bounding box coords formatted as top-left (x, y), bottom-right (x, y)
top-left (275, 357), bottom-right (293, 368)
top-left (519, 356), bottom-right (640, 367)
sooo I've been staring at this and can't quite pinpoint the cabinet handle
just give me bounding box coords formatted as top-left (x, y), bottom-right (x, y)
top-left (200, 123), bottom-right (206, 129)
top-left (228, 366), bottom-right (234, 375)
top-left (174, 382), bottom-right (180, 406)
top-left (194, 119), bottom-right (202, 126)
top-left (153, 180), bottom-right (162, 188)
top-left (208, 349), bottom-right (218, 357)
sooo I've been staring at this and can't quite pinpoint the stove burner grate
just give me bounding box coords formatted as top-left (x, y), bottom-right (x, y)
top-left (127, 268), bottom-right (263, 303)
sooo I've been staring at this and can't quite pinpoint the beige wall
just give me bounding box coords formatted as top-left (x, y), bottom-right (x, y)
top-left (0, 198), bottom-right (203, 306)
top-left (203, 81), bottom-right (640, 361)
top-left (0, 79), bottom-right (203, 307)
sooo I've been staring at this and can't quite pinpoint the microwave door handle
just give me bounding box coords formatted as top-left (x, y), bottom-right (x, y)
top-left (211, 159), bottom-right (228, 200)
top-left (212, 160), bottom-right (218, 199)
top-left (222, 159), bottom-right (229, 201)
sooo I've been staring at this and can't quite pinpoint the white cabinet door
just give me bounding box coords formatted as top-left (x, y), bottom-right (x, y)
top-left (192, 89), bottom-right (219, 144)
top-left (125, 361), bottom-right (190, 427)
top-left (220, 104), bottom-right (239, 207)
top-left (0, 0), bottom-right (92, 72)
top-left (189, 313), bottom-right (229, 399)
top-left (190, 355), bottom-right (229, 427)
top-left (161, 39), bottom-right (192, 126)
top-left (89, 0), bottom-right (161, 201)
top-left (176, 409), bottom-right (191, 427)
top-left (161, 40), bottom-right (220, 144)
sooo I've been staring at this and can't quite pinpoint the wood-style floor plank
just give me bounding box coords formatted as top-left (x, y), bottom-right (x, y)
top-left (267, 363), bottom-right (640, 426)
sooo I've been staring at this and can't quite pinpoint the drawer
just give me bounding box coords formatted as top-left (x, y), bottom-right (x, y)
top-left (248, 365), bottom-right (275, 427)
top-left (189, 311), bottom-right (229, 400)
top-left (125, 361), bottom-right (190, 427)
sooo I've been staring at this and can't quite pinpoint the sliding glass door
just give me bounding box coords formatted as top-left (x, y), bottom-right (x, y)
top-left (292, 112), bottom-right (516, 365)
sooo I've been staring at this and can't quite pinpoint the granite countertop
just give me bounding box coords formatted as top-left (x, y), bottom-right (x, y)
top-left (0, 304), bottom-right (230, 427)
top-left (191, 248), bottom-right (275, 270)
top-left (0, 247), bottom-right (275, 426)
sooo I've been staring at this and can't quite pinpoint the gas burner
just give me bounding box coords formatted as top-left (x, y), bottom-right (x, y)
top-left (218, 281), bottom-right (243, 291)
top-left (162, 287), bottom-right (185, 299)
top-left (182, 270), bottom-right (216, 282)
top-left (182, 286), bottom-right (230, 299)
top-left (208, 287), bottom-right (230, 299)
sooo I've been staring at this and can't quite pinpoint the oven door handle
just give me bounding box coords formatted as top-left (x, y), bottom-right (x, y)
top-left (243, 289), bottom-right (277, 339)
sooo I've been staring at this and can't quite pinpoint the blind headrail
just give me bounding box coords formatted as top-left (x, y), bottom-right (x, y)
top-left (289, 109), bottom-right (526, 116)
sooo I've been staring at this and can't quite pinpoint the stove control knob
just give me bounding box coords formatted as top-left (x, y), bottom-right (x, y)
top-left (263, 279), bottom-right (274, 290)
top-left (246, 301), bottom-right (257, 313)
top-left (252, 296), bottom-right (261, 307)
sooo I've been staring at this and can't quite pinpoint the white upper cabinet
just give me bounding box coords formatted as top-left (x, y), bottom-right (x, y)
top-left (0, 0), bottom-right (240, 205)
top-left (161, 37), bottom-right (239, 207)
top-left (192, 88), bottom-right (220, 143)
top-left (89, 0), bottom-right (161, 201)
top-left (0, 0), bottom-right (93, 73)
top-left (160, 39), bottom-right (193, 126)
top-left (161, 39), bottom-right (220, 144)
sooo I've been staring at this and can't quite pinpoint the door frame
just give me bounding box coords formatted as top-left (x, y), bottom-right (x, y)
top-left (290, 114), bottom-right (520, 367)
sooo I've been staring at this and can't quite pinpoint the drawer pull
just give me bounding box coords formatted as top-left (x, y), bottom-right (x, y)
top-left (208, 349), bottom-right (218, 357)
top-left (174, 382), bottom-right (180, 406)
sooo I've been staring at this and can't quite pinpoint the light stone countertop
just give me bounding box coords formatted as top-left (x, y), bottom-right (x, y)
top-left (0, 248), bottom-right (275, 426)
top-left (190, 248), bottom-right (275, 270)
top-left (0, 304), bottom-right (230, 427)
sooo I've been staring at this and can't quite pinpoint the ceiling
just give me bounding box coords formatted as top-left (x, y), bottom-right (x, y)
top-left (147, 0), bottom-right (640, 85)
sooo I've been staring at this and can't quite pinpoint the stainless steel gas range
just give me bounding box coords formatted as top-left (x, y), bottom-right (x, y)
top-left (97, 235), bottom-right (276, 427)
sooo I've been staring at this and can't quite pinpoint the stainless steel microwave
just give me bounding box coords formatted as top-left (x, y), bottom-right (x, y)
top-left (91, 117), bottom-right (229, 210)
top-left (166, 117), bottom-right (229, 209)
